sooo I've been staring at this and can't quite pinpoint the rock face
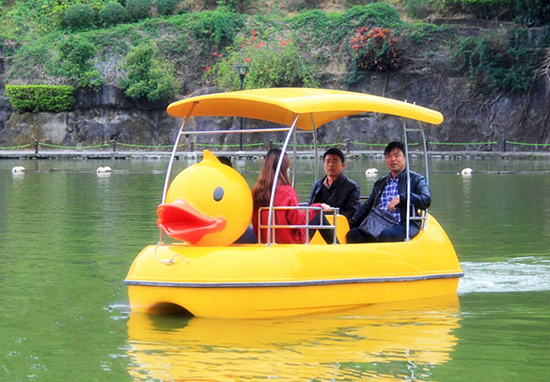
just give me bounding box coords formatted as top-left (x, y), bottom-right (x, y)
top-left (0, 47), bottom-right (12, 136)
top-left (1, 62), bottom-right (549, 152)
top-left (0, 83), bottom-right (181, 148)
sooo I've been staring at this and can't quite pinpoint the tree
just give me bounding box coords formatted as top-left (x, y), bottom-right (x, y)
top-left (120, 42), bottom-right (177, 102)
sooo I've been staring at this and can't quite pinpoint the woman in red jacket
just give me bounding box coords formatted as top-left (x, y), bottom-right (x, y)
top-left (252, 149), bottom-right (335, 244)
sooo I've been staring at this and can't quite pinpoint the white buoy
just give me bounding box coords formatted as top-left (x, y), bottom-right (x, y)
top-left (96, 166), bottom-right (112, 178)
top-left (96, 166), bottom-right (112, 174)
top-left (365, 168), bottom-right (379, 177)
top-left (11, 166), bottom-right (25, 174)
top-left (460, 168), bottom-right (473, 176)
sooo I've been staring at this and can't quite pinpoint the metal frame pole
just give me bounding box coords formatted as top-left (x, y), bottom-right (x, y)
top-left (266, 115), bottom-right (300, 245)
top-left (311, 114), bottom-right (318, 180)
top-left (402, 119), bottom-right (411, 242)
top-left (158, 102), bottom-right (197, 244)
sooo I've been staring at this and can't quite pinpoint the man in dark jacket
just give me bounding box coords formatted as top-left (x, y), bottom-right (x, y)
top-left (308, 147), bottom-right (361, 220)
top-left (347, 141), bottom-right (431, 243)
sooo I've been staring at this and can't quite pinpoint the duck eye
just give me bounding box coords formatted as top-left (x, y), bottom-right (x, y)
top-left (213, 186), bottom-right (224, 202)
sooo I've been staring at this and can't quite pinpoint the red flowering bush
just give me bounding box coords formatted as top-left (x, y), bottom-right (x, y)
top-left (351, 27), bottom-right (399, 71)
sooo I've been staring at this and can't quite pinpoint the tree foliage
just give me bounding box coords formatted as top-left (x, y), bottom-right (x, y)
top-left (120, 42), bottom-right (177, 102)
top-left (55, 35), bottom-right (103, 90)
top-left (452, 29), bottom-right (539, 93)
top-left (1, 2), bottom-right (548, 98)
top-left (205, 30), bottom-right (318, 90)
top-left (187, 9), bottom-right (244, 46)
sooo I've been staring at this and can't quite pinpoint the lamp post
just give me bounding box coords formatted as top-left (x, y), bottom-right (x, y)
top-left (234, 65), bottom-right (249, 152)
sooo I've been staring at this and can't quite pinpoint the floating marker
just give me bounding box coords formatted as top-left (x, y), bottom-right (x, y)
top-left (460, 168), bottom-right (473, 176)
top-left (365, 168), bottom-right (379, 177)
top-left (11, 166), bottom-right (25, 174)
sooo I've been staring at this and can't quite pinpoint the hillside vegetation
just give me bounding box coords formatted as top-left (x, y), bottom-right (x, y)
top-left (1, 0), bottom-right (549, 110)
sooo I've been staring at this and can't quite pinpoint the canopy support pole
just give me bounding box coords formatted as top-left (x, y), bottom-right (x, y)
top-left (419, 121), bottom-right (429, 230)
top-left (266, 115), bottom-right (300, 246)
top-left (402, 119), bottom-right (411, 242)
top-left (158, 102), bottom-right (197, 244)
top-left (311, 114), bottom-right (318, 180)
top-left (292, 117), bottom-right (297, 188)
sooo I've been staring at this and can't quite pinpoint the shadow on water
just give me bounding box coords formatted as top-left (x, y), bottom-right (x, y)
top-left (125, 295), bottom-right (461, 381)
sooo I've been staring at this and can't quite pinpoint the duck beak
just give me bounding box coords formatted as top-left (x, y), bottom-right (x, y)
top-left (157, 199), bottom-right (226, 244)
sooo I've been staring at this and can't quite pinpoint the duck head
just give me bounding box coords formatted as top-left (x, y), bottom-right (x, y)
top-left (157, 150), bottom-right (253, 246)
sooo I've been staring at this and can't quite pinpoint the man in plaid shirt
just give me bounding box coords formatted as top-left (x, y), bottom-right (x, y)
top-left (347, 141), bottom-right (431, 243)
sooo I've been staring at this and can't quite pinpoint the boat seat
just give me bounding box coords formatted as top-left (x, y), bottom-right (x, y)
top-left (309, 214), bottom-right (349, 244)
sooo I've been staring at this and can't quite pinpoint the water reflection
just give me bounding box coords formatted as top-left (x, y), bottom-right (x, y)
top-left (126, 295), bottom-right (460, 381)
top-left (11, 172), bottom-right (25, 180)
top-left (461, 173), bottom-right (472, 211)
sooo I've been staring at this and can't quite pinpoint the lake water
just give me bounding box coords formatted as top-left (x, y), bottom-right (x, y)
top-left (1, 156), bottom-right (549, 381)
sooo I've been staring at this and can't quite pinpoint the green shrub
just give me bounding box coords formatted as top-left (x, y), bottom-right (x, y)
top-left (6, 41), bottom-right (53, 83)
top-left (217, 0), bottom-right (250, 13)
top-left (126, 0), bottom-right (152, 21)
top-left (55, 35), bottom-right (103, 90)
top-left (289, 4), bottom-right (403, 47)
top-left (5, 85), bottom-right (76, 113)
top-left (205, 30), bottom-right (318, 90)
top-left (99, 2), bottom-right (128, 26)
top-left (187, 9), bottom-right (243, 46)
top-left (0, 0), bottom-right (79, 37)
top-left (451, 31), bottom-right (537, 93)
top-left (156, 0), bottom-right (179, 15)
top-left (64, 4), bottom-right (96, 30)
top-left (120, 42), bottom-right (177, 102)
top-left (345, 3), bottom-right (403, 27)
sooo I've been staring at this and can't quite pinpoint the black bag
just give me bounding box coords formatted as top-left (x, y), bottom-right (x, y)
top-left (359, 207), bottom-right (399, 239)
top-left (358, 175), bottom-right (398, 239)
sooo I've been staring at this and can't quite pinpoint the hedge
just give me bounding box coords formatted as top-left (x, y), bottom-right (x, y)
top-left (5, 85), bottom-right (76, 113)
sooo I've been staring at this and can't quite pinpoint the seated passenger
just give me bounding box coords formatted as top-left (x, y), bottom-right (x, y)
top-left (252, 149), bottom-right (336, 244)
top-left (347, 141), bottom-right (431, 243)
top-left (308, 147), bottom-right (361, 220)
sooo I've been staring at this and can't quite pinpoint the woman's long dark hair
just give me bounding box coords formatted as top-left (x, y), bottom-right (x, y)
top-left (252, 149), bottom-right (291, 210)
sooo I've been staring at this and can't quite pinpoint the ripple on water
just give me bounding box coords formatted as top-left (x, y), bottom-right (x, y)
top-left (458, 256), bottom-right (550, 294)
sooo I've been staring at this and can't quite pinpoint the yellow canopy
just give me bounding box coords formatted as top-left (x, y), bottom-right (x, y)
top-left (167, 88), bottom-right (443, 130)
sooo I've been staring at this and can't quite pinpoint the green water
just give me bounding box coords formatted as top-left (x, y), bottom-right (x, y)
top-left (1, 157), bottom-right (549, 381)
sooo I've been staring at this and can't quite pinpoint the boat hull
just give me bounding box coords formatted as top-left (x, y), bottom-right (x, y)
top-left (125, 215), bottom-right (463, 319)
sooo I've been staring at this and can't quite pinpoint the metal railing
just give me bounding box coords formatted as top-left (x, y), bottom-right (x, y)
top-left (402, 119), bottom-right (429, 240)
top-left (257, 206), bottom-right (339, 245)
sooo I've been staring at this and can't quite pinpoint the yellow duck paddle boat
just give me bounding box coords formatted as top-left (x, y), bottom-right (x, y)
top-left (124, 88), bottom-right (463, 319)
